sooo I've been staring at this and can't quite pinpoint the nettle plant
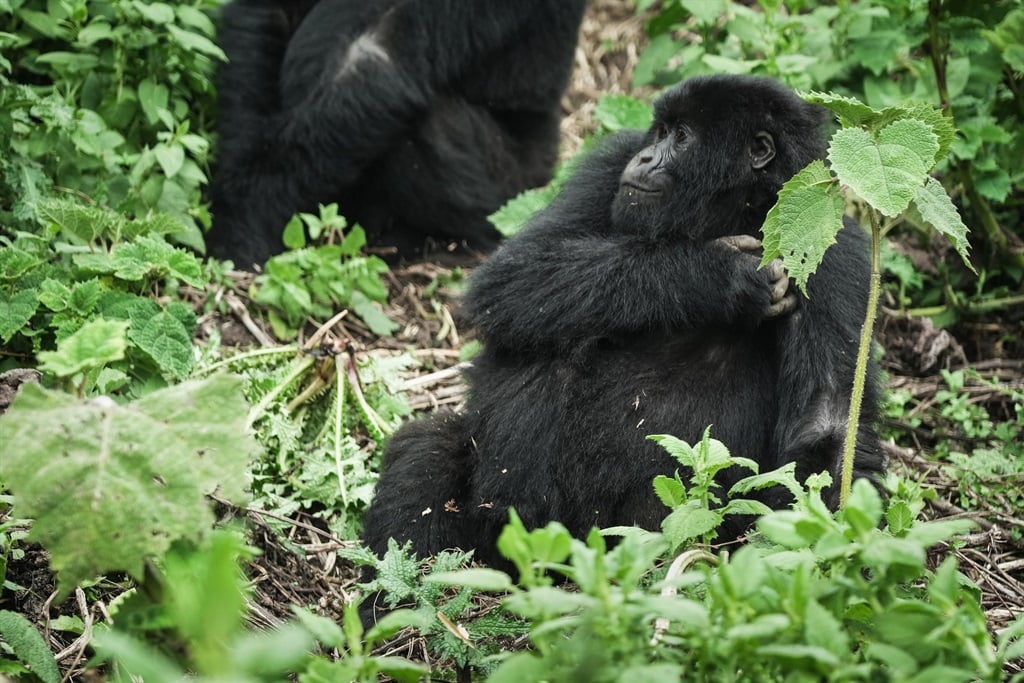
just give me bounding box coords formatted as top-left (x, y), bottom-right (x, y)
top-left (759, 93), bottom-right (973, 505)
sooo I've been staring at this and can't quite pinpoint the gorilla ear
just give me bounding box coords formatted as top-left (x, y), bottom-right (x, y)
top-left (750, 131), bottom-right (776, 170)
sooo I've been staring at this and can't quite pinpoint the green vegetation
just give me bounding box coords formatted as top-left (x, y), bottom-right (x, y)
top-left (1, 0), bottom-right (1022, 681)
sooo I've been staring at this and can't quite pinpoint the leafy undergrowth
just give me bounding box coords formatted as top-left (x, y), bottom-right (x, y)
top-left (0, 255), bottom-right (1021, 680)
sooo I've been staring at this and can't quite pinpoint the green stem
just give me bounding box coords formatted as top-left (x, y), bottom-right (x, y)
top-left (839, 213), bottom-right (882, 508)
top-left (896, 294), bottom-right (1024, 319)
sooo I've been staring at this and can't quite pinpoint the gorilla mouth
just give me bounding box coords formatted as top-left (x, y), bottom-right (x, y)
top-left (621, 182), bottom-right (662, 197)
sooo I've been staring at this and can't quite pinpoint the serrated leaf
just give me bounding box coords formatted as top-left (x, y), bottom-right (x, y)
top-left (0, 610), bottom-right (61, 683)
top-left (760, 161), bottom-right (845, 296)
top-left (37, 198), bottom-right (119, 243)
top-left (37, 318), bottom-right (128, 377)
top-left (828, 120), bottom-right (938, 217)
top-left (128, 309), bottom-right (193, 378)
top-left (374, 540), bottom-right (421, 604)
top-left (648, 434), bottom-right (695, 468)
top-left (652, 474), bottom-right (686, 508)
top-left (661, 504), bottom-right (721, 544)
top-left (879, 103), bottom-right (956, 166)
top-left (912, 177), bottom-right (975, 273)
top-left (490, 185), bottom-right (557, 237)
top-left (0, 289), bottom-right (39, 343)
top-left (885, 500), bottom-right (915, 534)
top-left (0, 376), bottom-right (255, 597)
top-left (802, 90), bottom-right (879, 127)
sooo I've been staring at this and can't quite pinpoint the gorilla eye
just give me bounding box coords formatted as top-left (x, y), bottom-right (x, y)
top-left (655, 123), bottom-right (670, 141)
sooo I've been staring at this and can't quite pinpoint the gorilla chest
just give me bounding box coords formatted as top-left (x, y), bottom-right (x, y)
top-left (561, 331), bottom-right (780, 458)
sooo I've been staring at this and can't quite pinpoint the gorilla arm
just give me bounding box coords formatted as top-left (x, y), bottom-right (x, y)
top-left (463, 220), bottom-right (793, 353)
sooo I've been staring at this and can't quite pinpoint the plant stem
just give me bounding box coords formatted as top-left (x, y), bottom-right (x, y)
top-left (839, 213), bottom-right (882, 507)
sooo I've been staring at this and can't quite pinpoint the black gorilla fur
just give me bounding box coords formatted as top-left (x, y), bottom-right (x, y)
top-left (207, 0), bottom-right (587, 268)
top-left (362, 75), bottom-right (886, 568)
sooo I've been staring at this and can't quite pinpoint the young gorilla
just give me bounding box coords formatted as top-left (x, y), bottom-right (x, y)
top-left (362, 75), bottom-right (885, 570)
top-left (207, 0), bottom-right (587, 268)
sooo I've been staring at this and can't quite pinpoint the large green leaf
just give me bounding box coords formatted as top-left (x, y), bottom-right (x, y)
top-left (760, 160), bottom-right (845, 296)
top-left (828, 120), bottom-right (938, 217)
top-left (0, 376), bottom-right (256, 597)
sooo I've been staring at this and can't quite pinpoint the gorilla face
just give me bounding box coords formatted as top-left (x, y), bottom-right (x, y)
top-left (610, 76), bottom-right (830, 241)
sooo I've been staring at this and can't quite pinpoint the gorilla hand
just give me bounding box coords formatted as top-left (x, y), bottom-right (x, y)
top-left (717, 234), bottom-right (797, 319)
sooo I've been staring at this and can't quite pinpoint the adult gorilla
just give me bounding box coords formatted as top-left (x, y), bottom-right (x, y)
top-left (208, 0), bottom-right (587, 268)
top-left (362, 75), bottom-right (886, 568)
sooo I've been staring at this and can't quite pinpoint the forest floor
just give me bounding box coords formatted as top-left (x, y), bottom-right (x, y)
top-left (2, 0), bottom-right (1022, 678)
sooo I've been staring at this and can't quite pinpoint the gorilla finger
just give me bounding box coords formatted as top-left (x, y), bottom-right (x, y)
top-left (766, 291), bottom-right (798, 318)
top-left (764, 256), bottom-right (790, 282)
top-left (717, 234), bottom-right (762, 253)
top-left (770, 271), bottom-right (790, 303)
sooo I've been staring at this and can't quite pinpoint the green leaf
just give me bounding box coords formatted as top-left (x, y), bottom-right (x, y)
top-left (166, 24), bottom-right (227, 60)
top-left (652, 474), bottom-right (686, 508)
top-left (802, 91), bottom-right (879, 127)
top-left (0, 610), bottom-right (61, 683)
top-left (728, 614), bottom-right (790, 641)
top-left (755, 644), bottom-right (839, 670)
top-left (648, 434), bottom-right (696, 468)
top-left (0, 376), bottom-right (256, 597)
top-left (137, 79), bottom-right (169, 126)
top-left (282, 215), bottom-right (306, 250)
top-left (861, 536), bottom-right (925, 571)
top-left (128, 309), bottom-right (193, 378)
top-left (91, 630), bottom-right (184, 682)
top-left (374, 656), bottom-right (430, 683)
top-left (661, 504), bottom-right (721, 544)
top-left (759, 160), bottom-right (845, 296)
top-left (593, 95), bottom-right (653, 132)
top-left (490, 185), bottom-right (557, 237)
top-left (885, 500), bottom-right (915, 535)
top-left (350, 290), bottom-right (399, 337)
top-left (828, 120), bottom-right (938, 217)
top-left (0, 289), bottom-right (39, 343)
top-left (363, 609), bottom-right (430, 645)
top-left (681, 0), bottom-right (727, 25)
top-left (154, 143), bottom-right (185, 178)
top-left (905, 518), bottom-right (976, 548)
top-left (425, 568), bottom-right (514, 592)
top-left (911, 177), bottom-right (975, 273)
top-left (37, 318), bottom-right (128, 378)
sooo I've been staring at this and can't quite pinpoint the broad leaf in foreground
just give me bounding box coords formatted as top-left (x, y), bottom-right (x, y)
top-left (828, 120), bottom-right (939, 218)
top-left (759, 160), bottom-right (845, 296)
top-left (0, 375), bottom-right (256, 597)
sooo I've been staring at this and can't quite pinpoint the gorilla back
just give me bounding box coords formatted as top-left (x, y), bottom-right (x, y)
top-left (362, 75), bottom-right (885, 567)
top-left (208, 0), bottom-right (587, 268)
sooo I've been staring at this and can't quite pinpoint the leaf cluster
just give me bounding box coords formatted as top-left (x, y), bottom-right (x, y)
top-left (426, 476), bottom-right (1022, 682)
top-left (760, 96), bottom-right (972, 296)
top-left (204, 347), bottom-right (412, 539)
top-left (1, 198), bottom-right (205, 393)
top-left (1, 0), bottom-right (224, 247)
top-left (250, 204), bottom-right (398, 339)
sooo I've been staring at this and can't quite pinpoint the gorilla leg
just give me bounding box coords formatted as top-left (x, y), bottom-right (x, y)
top-left (355, 98), bottom-right (559, 255)
top-left (362, 412), bottom-right (477, 559)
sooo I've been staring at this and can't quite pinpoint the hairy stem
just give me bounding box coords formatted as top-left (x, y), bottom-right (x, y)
top-left (840, 211), bottom-right (882, 507)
